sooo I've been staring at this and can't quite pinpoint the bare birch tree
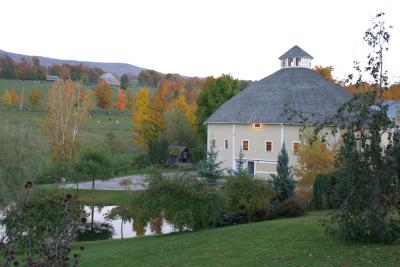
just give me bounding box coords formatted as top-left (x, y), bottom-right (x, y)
top-left (45, 80), bottom-right (89, 163)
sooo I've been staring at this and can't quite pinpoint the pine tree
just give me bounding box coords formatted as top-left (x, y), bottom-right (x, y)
top-left (234, 148), bottom-right (246, 176)
top-left (120, 74), bottom-right (129, 90)
top-left (198, 146), bottom-right (223, 183)
top-left (271, 143), bottom-right (295, 202)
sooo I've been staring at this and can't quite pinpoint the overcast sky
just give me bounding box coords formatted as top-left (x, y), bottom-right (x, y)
top-left (1, 0), bottom-right (399, 81)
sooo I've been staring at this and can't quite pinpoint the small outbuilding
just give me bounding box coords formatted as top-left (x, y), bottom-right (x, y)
top-left (168, 146), bottom-right (191, 165)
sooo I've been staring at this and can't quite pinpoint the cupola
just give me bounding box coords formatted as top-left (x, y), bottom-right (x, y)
top-left (278, 45), bottom-right (313, 69)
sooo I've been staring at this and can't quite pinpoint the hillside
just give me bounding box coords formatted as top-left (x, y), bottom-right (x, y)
top-left (76, 212), bottom-right (400, 266)
top-left (0, 49), bottom-right (143, 77)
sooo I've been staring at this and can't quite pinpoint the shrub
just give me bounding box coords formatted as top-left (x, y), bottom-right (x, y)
top-left (276, 197), bottom-right (307, 218)
top-left (0, 184), bottom-right (85, 266)
top-left (132, 151), bottom-right (151, 168)
top-left (76, 222), bottom-right (114, 241)
top-left (222, 175), bottom-right (275, 222)
top-left (312, 173), bottom-right (337, 210)
top-left (134, 170), bottom-right (223, 230)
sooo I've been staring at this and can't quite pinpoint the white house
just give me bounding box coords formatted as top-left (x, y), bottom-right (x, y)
top-left (205, 45), bottom-right (352, 177)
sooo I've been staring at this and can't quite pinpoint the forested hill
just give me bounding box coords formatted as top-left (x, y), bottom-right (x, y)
top-left (0, 49), bottom-right (143, 77)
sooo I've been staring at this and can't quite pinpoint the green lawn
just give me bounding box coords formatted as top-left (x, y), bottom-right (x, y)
top-left (76, 212), bottom-right (400, 266)
top-left (74, 189), bottom-right (136, 206)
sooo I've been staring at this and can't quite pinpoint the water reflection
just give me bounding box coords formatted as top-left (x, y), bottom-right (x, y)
top-left (84, 206), bottom-right (174, 239)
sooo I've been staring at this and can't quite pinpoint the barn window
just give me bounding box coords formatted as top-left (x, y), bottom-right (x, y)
top-left (242, 140), bottom-right (249, 151)
top-left (254, 123), bottom-right (261, 128)
top-left (224, 139), bottom-right (229, 149)
top-left (211, 139), bottom-right (216, 149)
top-left (265, 141), bottom-right (273, 152)
top-left (293, 142), bottom-right (301, 153)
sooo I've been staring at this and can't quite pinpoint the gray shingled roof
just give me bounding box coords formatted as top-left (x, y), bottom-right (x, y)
top-left (278, 45), bottom-right (313, 59)
top-left (205, 68), bottom-right (352, 124)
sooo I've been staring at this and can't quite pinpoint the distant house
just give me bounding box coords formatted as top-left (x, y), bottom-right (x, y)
top-left (384, 100), bottom-right (400, 125)
top-left (46, 75), bottom-right (59, 81)
top-left (205, 45), bottom-right (352, 177)
top-left (168, 146), bottom-right (191, 165)
top-left (99, 73), bottom-right (120, 86)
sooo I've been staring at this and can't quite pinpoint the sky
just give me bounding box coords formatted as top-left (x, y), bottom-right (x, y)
top-left (1, 0), bottom-right (399, 82)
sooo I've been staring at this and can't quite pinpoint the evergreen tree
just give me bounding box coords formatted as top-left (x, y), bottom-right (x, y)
top-left (234, 148), bottom-right (246, 176)
top-left (120, 74), bottom-right (129, 90)
top-left (271, 143), bottom-right (296, 202)
top-left (198, 146), bottom-right (223, 183)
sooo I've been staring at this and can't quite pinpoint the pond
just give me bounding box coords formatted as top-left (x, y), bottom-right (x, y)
top-left (85, 206), bottom-right (175, 239)
top-left (0, 206), bottom-right (175, 240)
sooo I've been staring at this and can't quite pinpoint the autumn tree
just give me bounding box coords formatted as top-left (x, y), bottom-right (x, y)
top-left (126, 90), bottom-right (136, 111)
top-left (294, 130), bottom-right (337, 201)
top-left (95, 80), bottom-right (113, 109)
top-left (115, 88), bottom-right (126, 110)
top-left (29, 87), bottom-right (41, 106)
top-left (162, 105), bottom-right (197, 148)
top-left (84, 89), bottom-right (95, 110)
top-left (120, 74), bottom-right (129, 90)
top-left (1, 90), bottom-right (13, 105)
top-left (196, 75), bottom-right (240, 141)
top-left (132, 88), bottom-right (164, 149)
top-left (313, 66), bottom-right (334, 81)
top-left (1, 89), bottom-right (19, 106)
top-left (45, 80), bottom-right (89, 163)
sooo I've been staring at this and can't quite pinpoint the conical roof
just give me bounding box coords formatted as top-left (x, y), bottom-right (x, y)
top-left (205, 68), bottom-right (352, 124)
top-left (279, 45), bottom-right (313, 59)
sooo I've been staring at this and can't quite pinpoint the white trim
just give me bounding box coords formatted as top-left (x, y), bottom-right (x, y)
top-left (280, 123), bottom-right (284, 146)
top-left (254, 161), bottom-right (257, 176)
top-left (256, 171), bottom-right (278, 175)
top-left (265, 140), bottom-right (273, 152)
top-left (232, 124), bottom-right (236, 171)
top-left (292, 141), bottom-right (301, 153)
top-left (242, 158), bottom-right (277, 164)
top-left (242, 139), bottom-right (249, 151)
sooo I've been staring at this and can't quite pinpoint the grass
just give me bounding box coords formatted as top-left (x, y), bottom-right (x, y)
top-left (74, 189), bottom-right (136, 206)
top-left (0, 109), bottom-right (134, 149)
top-left (76, 212), bottom-right (400, 266)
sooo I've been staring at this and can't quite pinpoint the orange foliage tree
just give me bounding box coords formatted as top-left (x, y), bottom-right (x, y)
top-left (294, 130), bottom-right (338, 201)
top-left (132, 88), bottom-right (164, 149)
top-left (313, 66), bottom-right (334, 81)
top-left (29, 88), bottom-right (40, 106)
top-left (45, 80), bottom-right (89, 162)
top-left (115, 88), bottom-right (126, 110)
top-left (95, 80), bottom-right (113, 109)
top-left (1, 89), bottom-right (19, 105)
top-left (383, 83), bottom-right (400, 100)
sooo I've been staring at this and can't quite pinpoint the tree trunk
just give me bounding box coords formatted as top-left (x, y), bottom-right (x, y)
top-left (91, 205), bottom-right (94, 231)
top-left (121, 220), bottom-right (124, 239)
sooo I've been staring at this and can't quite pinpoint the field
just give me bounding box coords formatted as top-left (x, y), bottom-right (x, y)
top-left (0, 109), bottom-right (135, 150)
top-left (76, 212), bottom-right (400, 266)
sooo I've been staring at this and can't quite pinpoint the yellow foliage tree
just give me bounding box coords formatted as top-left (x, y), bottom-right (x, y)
top-left (1, 90), bottom-right (13, 105)
top-left (126, 90), bottom-right (136, 111)
top-left (95, 80), bottom-right (113, 109)
top-left (29, 88), bottom-right (41, 106)
top-left (132, 88), bottom-right (164, 149)
top-left (84, 89), bottom-right (95, 110)
top-left (169, 95), bottom-right (196, 126)
top-left (45, 80), bottom-right (89, 162)
top-left (294, 130), bottom-right (338, 201)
